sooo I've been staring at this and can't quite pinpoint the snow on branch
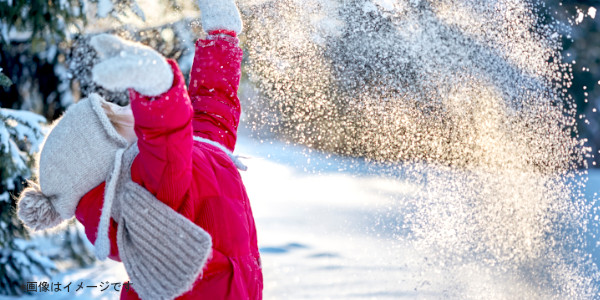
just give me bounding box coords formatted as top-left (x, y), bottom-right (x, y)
top-left (0, 108), bottom-right (47, 190)
top-left (0, 109), bottom-right (46, 154)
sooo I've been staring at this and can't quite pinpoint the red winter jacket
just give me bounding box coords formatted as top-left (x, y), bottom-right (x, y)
top-left (75, 32), bottom-right (263, 299)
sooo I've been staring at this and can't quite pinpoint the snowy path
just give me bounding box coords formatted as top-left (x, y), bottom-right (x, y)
top-left (236, 136), bottom-right (431, 299)
top-left (3, 134), bottom-right (599, 299)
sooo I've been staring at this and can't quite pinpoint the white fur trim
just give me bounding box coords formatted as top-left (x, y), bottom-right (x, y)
top-left (95, 148), bottom-right (125, 260)
top-left (193, 136), bottom-right (247, 171)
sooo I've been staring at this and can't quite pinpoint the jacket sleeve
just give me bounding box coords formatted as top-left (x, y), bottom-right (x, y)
top-left (75, 183), bottom-right (121, 262)
top-left (129, 59), bottom-right (194, 211)
top-left (188, 30), bottom-right (243, 152)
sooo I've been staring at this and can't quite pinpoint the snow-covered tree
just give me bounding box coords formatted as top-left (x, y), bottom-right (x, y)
top-left (0, 108), bottom-right (55, 296)
top-left (0, 0), bottom-right (149, 118)
top-left (0, 68), bottom-right (11, 88)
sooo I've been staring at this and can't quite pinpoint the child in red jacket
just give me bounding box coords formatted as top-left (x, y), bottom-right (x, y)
top-left (18, 0), bottom-right (263, 299)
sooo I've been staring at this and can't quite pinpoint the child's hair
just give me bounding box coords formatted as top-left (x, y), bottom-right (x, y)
top-left (100, 100), bottom-right (136, 144)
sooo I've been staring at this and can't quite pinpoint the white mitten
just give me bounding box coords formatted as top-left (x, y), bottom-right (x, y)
top-left (90, 34), bottom-right (174, 97)
top-left (197, 0), bottom-right (243, 34)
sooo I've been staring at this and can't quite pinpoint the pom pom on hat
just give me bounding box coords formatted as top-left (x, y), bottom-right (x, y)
top-left (17, 182), bottom-right (63, 231)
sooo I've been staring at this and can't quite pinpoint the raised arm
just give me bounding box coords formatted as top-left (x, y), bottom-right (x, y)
top-left (129, 60), bottom-right (193, 210)
top-left (91, 34), bottom-right (193, 210)
top-left (190, 0), bottom-right (244, 152)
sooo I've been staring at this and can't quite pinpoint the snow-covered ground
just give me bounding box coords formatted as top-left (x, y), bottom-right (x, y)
top-left (2, 133), bottom-right (599, 299)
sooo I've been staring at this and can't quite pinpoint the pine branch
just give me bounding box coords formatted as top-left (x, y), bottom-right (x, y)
top-left (0, 70), bottom-right (12, 88)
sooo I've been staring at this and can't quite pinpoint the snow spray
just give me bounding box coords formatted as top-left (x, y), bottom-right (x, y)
top-left (239, 0), bottom-right (598, 298)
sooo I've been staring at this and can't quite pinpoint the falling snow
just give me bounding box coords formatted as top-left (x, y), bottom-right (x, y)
top-left (238, 0), bottom-right (597, 297)
top-left (588, 7), bottom-right (597, 19)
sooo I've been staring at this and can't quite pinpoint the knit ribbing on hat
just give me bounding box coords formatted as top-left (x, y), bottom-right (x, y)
top-left (88, 93), bottom-right (130, 146)
top-left (102, 144), bottom-right (212, 300)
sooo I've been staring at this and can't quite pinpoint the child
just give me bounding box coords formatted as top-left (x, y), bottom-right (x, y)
top-left (17, 0), bottom-right (263, 299)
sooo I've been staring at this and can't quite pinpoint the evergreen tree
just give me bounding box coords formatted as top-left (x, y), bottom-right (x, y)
top-left (0, 0), bottom-right (147, 118)
top-left (0, 106), bottom-right (54, 296)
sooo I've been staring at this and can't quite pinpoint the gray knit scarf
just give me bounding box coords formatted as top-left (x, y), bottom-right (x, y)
top-left (98, 143), bottom-right (213, 300)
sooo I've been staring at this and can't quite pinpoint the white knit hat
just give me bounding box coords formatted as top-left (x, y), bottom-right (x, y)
top-left (17, 93), bottom-right (128, 231)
